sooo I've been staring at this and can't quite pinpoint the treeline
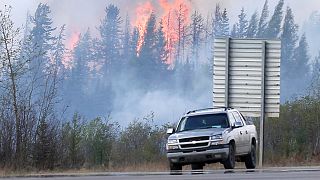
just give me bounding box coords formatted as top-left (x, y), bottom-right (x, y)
top-left (265, 77), bottom-right (320, 164)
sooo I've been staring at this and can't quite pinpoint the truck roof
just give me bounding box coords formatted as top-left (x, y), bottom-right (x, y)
top-left (184, 107), bottom-right (235, 117)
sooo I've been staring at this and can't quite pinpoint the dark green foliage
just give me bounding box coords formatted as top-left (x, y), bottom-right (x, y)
top-left (99, 4), bottom-right (122, 75)
top-left (290, 34), bottom-right (310, 83)
top-left (264, 0), bottom-right (284, 38)
top-left (281, 7), bottom-right (299, 77)
top-left (237, 8), bottom-right (248, 38)
top-left (191, 11), bottom-right (204, 61)
top-left (34, 119), bottom-right (57, 170)
top-left (221, 8), bottom-right (230, 37)
top-left (247, 11), bottom-right (259, 38)
top-left (265, 94), bottom-right (320, 163)
top-left (257, 0), bottom-right (269, 38)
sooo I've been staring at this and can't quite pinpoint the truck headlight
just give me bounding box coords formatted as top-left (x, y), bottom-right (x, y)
top-left (166, 145), bottom-right (179, 150)
top-left (167, 139), bottom-right (178, 144)
top-left (211, 134), bottom-right (223, 145)
top-left (211, 134), bottom-right (222, 140)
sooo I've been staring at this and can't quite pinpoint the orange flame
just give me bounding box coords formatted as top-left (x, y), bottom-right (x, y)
top-left (134, 1), bottom-right (155, 54)
top-left (63, 31), bottom-right (80, 69)
top-left (159, 0), bottom-right (190, 65)
top-left (133, 0), bottom-right (191, 64)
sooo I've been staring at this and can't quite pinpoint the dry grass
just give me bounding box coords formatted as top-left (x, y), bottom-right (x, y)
top-left (1, 159), bottom-right (320, 177)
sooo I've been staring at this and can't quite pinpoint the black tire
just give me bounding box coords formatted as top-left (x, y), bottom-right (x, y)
top-left (191, 163), bottom-right (203, 170)
top-left (245, 143), bottom-right (256, 169)
top-left (191, 163), bottom-right (203, 174)
top-left (170, 162), bottom-right (182, 175)
top-left (223, 142), bottom-right (236, 169)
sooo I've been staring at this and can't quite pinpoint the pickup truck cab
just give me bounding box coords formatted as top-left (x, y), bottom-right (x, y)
top-left (166, 107), bottom-right (257, 172)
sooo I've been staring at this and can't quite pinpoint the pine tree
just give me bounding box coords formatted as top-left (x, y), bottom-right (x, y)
top-left (191, 11), bottom-right (204, 64)
top-left (122, 14), bottom-right (131, 66)
top-left (257, 0), bottom-right (269, 38)
top-left (213, 4), bottom-right (222, 37)
top-left (154, 21), bottom-right (169, 85)
top-left (29, 3), bottom-right (56, 74)
top-left (231, 24), bottom-right (239, 38)
top-left (265, 0), bottom-right (284, 38)
top-left (281, 7), bottom-right (299, 77)
top-left (291, 34), bottom-right (310, 79)
top-left (175, 3), bottom-right (188, 62)
top-left (52, 25), bottom-right (66, 74)
top-left (312, 51), bottom-right (320, 80)
top-left (34, 119), bottom-right (52, 169)
top-left (99, 4), bottom-right (122, 75)
top-left (237, 8), bottom-right (248, 38)
top-left (247, 11), bottom-right (259, 38)
top-left (221, 8), bottom-right (230, 37)
top-left (139, 12), bottom-right (157, 85)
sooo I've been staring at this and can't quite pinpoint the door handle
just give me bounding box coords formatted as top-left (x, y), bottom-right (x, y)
top-left (240, 131), bottom-right (242, 135)
top-left (246, 130), bottom-right (248, 134)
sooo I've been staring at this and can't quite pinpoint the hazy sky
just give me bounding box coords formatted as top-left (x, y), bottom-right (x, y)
top-left (1, 0), bottom-right (319, 42)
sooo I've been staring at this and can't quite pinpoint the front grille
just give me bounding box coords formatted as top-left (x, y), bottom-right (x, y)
top-left (179, 136), bottom-right (210, 143)
top-left (180, 142), bottom-right (209, 149)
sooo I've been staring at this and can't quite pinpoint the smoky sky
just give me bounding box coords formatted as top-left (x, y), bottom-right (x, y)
top-left (2, 0), bottom-right (320, 39)
top-left (1, 0), bottom-right (320, 125)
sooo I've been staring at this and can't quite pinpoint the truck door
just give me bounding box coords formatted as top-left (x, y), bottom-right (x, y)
top-left (232, 112), bottom-right (250, 153)
top-left (228, 113), bottom-right (243, 155)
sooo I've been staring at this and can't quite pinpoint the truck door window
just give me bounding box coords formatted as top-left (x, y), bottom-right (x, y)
top-left (232, 112), bottom-right (244, 126)
top-left (228, 112), bottom-right (236, 126)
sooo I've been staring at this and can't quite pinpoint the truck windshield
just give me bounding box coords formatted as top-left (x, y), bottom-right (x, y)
top-left (177, 113), bottom-right (229, 132)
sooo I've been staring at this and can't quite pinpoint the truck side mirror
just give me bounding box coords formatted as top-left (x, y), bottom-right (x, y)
top-left (167, 128), bottom-right (175, 135)
top-left (232, 122), bottom-right (242, 129)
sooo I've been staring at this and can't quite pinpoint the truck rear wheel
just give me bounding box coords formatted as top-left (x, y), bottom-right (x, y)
top-left (245, 143), bottom-right (256, 169)
top-left (223, 142), bottom-right (235, 169)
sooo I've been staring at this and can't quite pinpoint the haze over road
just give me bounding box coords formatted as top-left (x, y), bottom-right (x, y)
top-left (5, 167), bottom-right (320, 180)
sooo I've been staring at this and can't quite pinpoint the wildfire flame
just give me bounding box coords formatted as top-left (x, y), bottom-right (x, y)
top-left (134, 1), bottom-right (155, 54)
top-left (63, 31), bottom-right (80, 69)
top-left (133, 0), bottom-right (191, 64)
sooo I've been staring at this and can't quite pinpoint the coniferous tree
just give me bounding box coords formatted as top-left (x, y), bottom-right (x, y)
top-left (257, 0), bottom-right (269, 38)
top-left (29, 3), bottom-right (56, 73)
top-left (231, 24), bottom-right (238, 38)
top-left (291, 34), bottom-right (310, 79)
top-left (213, 4), bottom-right (222, 37)
top-left (247, 11), bottom-right (259, 38)
top-left (237, 8), bottom-right (248, 38)
top-left (52, 25), bottom-right (66, 75)
top-left (311, 51), bottom-right (320, 81)
top-left (175, 3), bottom-right (188, 62)
top-left (155, 21), bottom-right (169, 74)
top-left (191, 11), bottom-right (204, 64)
top-left (122, 14), bottom-right (131, 66)
top-left (129, 27), bottom-right (139, 67)
top-left (265, 0), bottom-right (284, 38)
top-left (221, 8), bottom-right (230, 37)
top-left (281, 7), bottom-right (299, 77)
top-left (99, 4), bottom-right (122, 75)
top-left (139, 13), bottom-right (157, 85)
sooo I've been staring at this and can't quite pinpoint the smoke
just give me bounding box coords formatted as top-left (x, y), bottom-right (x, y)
top-left (2, 0), bottom-right (320, 126)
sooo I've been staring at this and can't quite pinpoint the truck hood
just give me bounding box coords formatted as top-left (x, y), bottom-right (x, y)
top-left (169, 128), bottom-right (227, 140)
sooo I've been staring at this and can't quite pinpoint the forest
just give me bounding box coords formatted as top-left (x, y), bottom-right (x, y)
top-left (0, 0), bottom-right (320, 171)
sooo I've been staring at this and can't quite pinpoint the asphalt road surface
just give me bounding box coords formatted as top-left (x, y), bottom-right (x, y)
top-left (5, 167), bottom-right (320, 180)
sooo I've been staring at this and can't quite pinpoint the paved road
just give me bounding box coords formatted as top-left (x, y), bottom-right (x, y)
top-left (5, 167), bottom-right (320, 180)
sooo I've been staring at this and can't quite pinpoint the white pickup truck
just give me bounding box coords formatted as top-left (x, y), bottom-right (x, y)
top-left (166, 107), bottom-right (257, 172)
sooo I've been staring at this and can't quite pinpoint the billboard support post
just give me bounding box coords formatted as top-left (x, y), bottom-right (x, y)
top-left (259, 41), bottom-right (266, 168)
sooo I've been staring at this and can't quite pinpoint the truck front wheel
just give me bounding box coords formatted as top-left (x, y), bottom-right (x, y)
top-left (169, 162), bottom-right (182, 175)
top-left (223, 142), bottom-right (236, 169)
